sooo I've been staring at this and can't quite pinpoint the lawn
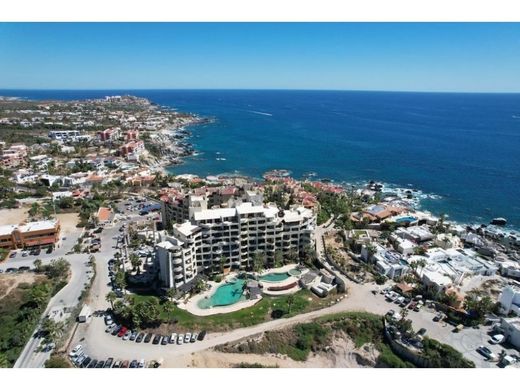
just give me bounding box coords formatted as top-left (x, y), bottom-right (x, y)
top-left (132, 289), bottom-right (339, 332)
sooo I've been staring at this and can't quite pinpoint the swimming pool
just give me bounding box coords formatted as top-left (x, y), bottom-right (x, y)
top-left (395, 216), bottom-right (417, 224)
top-left (197, 278), bottom-right (246, 309)
top-left (260, 272), bottom-right (290, 282)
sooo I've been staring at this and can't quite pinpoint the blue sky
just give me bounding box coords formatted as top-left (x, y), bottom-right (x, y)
top-left (0, 23), bottom-right (519, 92)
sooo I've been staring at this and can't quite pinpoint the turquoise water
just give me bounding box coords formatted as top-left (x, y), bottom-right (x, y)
top-left (260, 272), bottom-right (290, 282)
top-left (395, 216), bottom-right (418, 224)
top-left (197, 279), bottom-right (246, 309)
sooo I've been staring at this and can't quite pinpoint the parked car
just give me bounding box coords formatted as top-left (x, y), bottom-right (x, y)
top-left (69, 344), bottom-right (83, 357)
top-left (75, 354), bottom-right (87, 366)
top-left (161, 335), bottom-right (169, 345)
top-left (123, 330), bottom-right (132, 340)
top-left (9, 252), bottom-right (17, 258)
top-left (130, 330), bottom-right (138, 341)
top-left (121, 360), bottom-right (129, 368)
top-left (417, 328), bottom-right (427, 336)
top-left (96, 360), bottom-right (105, 368)
top-left (111, 325), bottom-right (122, 336)
top-left (106, 324), bottom-right (117, 333)
top-left (169, 333), bottom-right (177, 344)
top-left (477, 346), bottom-right (498, 361)
top-left (129, 360), bottom-right (138, 368)
top-left (177, 334), bottom-right (184, 345)
top-left (152, 334), bottom-right (161, 345)
top-left (136, 333), bottom-right (144, 343)
top-left (138, 359), bottom-right (145, 368)
top-left (184, 333), bottom-right (191, 343)
top-left (191, 333), bottom-right (198, 343)
top-left (81, 357), bottom-right (92, 368)
top-left (433, 313), bottom-right (444, 322)
top-left (104, 358), bottom-right (114, 368)
top-left (112, 360), bottom-right (121, 368)
top-left (87, 359), bottom-right (98, 368)
top-left (117, 326), bottom-right (128, 337)
top-left (490, 334), bottom-right (505, 344)
top-left (144, 333), bottom-right (153, 343)
top-left (198, 330), bottom-right (207, 341)
top-left (104, 314), bottom-right (114, 325)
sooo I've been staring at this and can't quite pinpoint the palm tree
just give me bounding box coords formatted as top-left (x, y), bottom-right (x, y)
top-left (286, 295), bottom-right (295, 313)
top-left (129, 253), bottom-right (142, 274)
top-left (105, 291), bottom-right (118, 310)
top-left (166, 287), bottom-right (176, 301)
top-left (416, 258), bottom-right (427, 277)
top-left (219, 255), bottom-right (228, 274)
top-left (33, 258), bottom-right (43, 273)
top-left (41, 318), bottom-right (65, 343)
top-left (0, 353), bottom-right (9, 368)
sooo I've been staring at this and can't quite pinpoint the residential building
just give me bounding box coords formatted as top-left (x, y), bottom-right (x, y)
top-left (97, 127), bottom-right (120, 142)
top-left (120, 140), bottom-right (145, 161)
top-left (499, 284), bottom-right (520, 315)
top-left (157, 200), bottom-right (315, 289)
top-left (500, 318), bottom-right (520, 349)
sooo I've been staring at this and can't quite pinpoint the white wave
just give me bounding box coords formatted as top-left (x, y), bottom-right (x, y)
top-left (247, 110), bottom-right (273, 117)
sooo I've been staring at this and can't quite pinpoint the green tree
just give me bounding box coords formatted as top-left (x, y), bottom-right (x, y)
top-left (114, 271), bottom-right (127, 292)
top-left (40, 318), bottom-right (65, 344)
top-left (129, 253), bottom-right (142, 274)
top-left (286, 295), bottom-right (295, 313)
top-left (253, 251), bottom-right (266, 273)
top-left (33, 258), bottom-right (43, 273)
top-left (166, 287), bottom-right (176, 301)
top-left (274, 250), bottom-right (284, 268)
top-left (105, 291), bottom-right (118, 310)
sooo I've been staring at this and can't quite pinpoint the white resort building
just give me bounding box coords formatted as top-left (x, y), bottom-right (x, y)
top-left (156, 198), bottom-right (315, 290)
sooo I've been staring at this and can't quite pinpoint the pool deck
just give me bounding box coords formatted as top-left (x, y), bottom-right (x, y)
top-left (180, 264), bottom-right (303, 316)
top-left (259, 263), bottom-right (303, 295)
top-left (180, 273), bottom-right (263, 317)
top-left (258, 263), bottom-right (299, 280)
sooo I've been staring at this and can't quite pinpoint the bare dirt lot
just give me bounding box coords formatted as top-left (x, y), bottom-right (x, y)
top-left (0, 272), bottom-right (45, 300)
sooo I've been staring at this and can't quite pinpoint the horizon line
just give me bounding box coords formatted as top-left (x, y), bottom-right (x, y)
top-left (1, 87), bottom-right (520, 95)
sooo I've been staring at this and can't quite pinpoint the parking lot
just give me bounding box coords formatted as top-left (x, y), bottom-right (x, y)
top-left (374, 286), bottom-right (520, 368)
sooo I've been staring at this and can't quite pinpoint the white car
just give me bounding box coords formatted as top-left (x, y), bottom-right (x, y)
top-left (184, 332), bottom-right (191, 343)
top-left (177, 334), bottom-right (184, 345)
top-left (170, 333), bottom-right (177, 344)
top-left (105, 315), bottom-right (114, 326)
top-left (138, 359), bottom-right (145, 368)
top-left (123, 330), bottom-right (131, 340)
top-left (69, 344), bottom-right (83, 357)
top-left (490, 334), bottom-right (505, 344)
top-left (191, 333), bottom-right (198, 343)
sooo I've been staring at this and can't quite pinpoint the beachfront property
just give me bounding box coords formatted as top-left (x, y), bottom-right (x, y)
top-left (119, 140), bottom-right (145, 161)
top-left (361, 244), bottom-right (409, 279)
top-left (409, 247), bottom-right (498, 292)
top-left (0, 220), bottom-right (61, 250)
top-left (156, 199), bottom-right (315, 290)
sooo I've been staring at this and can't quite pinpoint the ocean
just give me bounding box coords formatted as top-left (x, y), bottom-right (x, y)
top-left (1, 89), bottom-right (519, 229)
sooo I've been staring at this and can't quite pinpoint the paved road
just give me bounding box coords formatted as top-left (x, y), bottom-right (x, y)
top-left (67, 213), bottom-right (517, 368)
top-left (10, 251), bottom-right (92, 368)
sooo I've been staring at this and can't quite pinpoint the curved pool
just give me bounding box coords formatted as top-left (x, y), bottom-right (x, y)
top-left (197, 279), bottom-right (246, 309)
top-left (260, 272), bottom-right (290, 282)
